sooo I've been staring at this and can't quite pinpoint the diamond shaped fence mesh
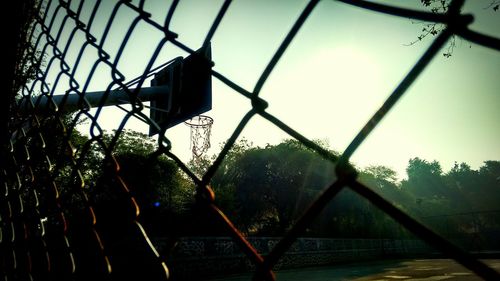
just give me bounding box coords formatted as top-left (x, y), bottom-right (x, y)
top-left (3, 0), bottom-right (500, 280)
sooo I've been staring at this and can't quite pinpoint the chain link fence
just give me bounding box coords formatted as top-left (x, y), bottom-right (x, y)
top-left (4, 0), bottom-right (500, 280)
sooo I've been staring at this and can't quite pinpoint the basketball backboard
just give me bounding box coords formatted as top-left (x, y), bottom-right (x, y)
top-left (149, 44), bottom-right (212, 136)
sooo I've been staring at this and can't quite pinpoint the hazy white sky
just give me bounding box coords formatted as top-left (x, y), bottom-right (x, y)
top-left (36, 0), bottom-right (500, 179)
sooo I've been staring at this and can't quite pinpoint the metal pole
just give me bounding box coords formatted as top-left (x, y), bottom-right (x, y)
top-left (19, 85), bottom-right (170, 114)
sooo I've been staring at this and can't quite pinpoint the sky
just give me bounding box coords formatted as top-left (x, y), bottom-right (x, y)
top-left (34, 0), bottom-right (500, 179)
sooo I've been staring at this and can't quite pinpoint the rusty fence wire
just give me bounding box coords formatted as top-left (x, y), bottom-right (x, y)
top-left (4, 0), bottom-right (500, 280)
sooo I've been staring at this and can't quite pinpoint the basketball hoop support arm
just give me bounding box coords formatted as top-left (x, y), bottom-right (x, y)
top-left (17, 43), bottom-right (212, 136)
top-left (19, 85), bottom-right (171, 114)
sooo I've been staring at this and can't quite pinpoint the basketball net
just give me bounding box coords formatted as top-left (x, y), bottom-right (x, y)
top-left (184, 115), bottom-right (213, 160)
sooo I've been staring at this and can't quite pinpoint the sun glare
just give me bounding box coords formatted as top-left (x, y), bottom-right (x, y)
top-left (266, 46), bottom-right (385, 151)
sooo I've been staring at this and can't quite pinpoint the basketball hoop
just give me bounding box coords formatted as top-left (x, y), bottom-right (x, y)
top-left (184, 115), bottom-right (213, 159)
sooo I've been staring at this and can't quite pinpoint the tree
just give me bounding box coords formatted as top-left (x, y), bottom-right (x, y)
top-left (210, 139), bottom-right (412, 238)
top-left (210, 139), bottom-right (337, 235)
top-left (359, 165), bottom-right (414, 212)
top-left (66, 129), bottom-right (194, 237)
top-left (442, 162), bottom-right (470, 208)
top-left (474, 161), bottom-right (500, 210)
top-left (402, 157), bottom-right (447, 199)
top-left (413, 0), bottom-right (499, 57)
top-left (12, 0), bottom-right (45, 95)
top-left (363, 165), bottom-right (398, 186)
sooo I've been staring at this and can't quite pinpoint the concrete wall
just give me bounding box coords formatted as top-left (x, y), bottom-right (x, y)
top-left (154, 237), bottom-right (431, 280)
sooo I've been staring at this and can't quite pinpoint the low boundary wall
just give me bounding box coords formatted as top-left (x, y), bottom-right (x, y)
top-left (154, 237), bottom-right (432, 280)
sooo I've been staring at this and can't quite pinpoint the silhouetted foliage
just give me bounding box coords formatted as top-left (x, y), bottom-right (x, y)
top-left (203, 139), bottom-right (500, 247)
top-left (211, 139), bottom-right (337, 235)
top-left (412, 0), bottom-right (498, 57)
top-left (57, 130), bottom-right (499, 250)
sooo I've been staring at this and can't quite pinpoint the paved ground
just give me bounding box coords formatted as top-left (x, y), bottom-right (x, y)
top-left (352, 259), bottom-right (500, 281)
top-left (206, 259), bottom-right (500, 281)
